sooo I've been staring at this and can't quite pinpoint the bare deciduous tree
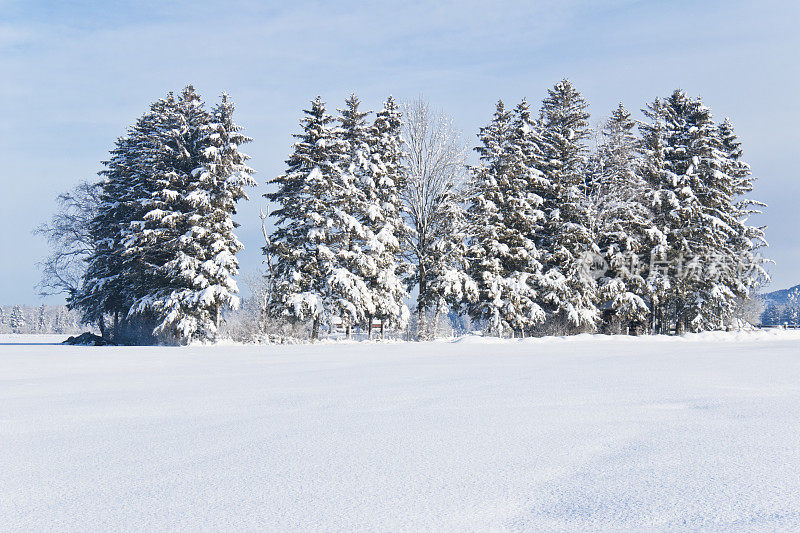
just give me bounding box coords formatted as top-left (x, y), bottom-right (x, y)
top-left (34, 181), bottom-right (100, 300)
top-left (400, 97), bottom-right (470, 339)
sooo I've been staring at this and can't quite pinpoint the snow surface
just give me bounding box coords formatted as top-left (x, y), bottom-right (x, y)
top-left (2, 332), bottom-right (800, 531)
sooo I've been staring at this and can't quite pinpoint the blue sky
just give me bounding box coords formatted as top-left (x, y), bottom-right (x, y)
top-left (1, 0), bottom-right (798, 305)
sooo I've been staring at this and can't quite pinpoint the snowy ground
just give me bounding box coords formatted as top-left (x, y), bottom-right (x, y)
top-left (2, 332), bottom-right (800, 531)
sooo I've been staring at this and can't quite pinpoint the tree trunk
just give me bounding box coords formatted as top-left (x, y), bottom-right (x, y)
top-left (380, 320), bottom-right (385, 339)
top-left (367, 315), bottom-right (373, 340)
top-left (417, 268), bottom-right (427, 341)
top-left (433, 307), bottom-right (442, 340)
top-left (98, 316), bottom-right (106, 339)
top-left (312, 317), bottom-right (320, 341)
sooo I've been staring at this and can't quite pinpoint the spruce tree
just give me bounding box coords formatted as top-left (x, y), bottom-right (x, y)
top-left (77, 86), bottom-right (254, 344)
top-left (640, 90), bottom-right (768, 332)
top-left (37, 304), bottom-right (47, 332)
top-left (10, 306), bottom-right (25, 333)
top-left (418, 196), bottom-right (475, 337)
top-left (74, 98), bottom-right (169, 339)
top-left (266, 97), bottom-right (348, 340)
top-left (593, 104), bottom-right (657, 332)
top-left (467, 100), bottom-right (546, 336)
top-left (124, 87), bottom-right (211, 342)
top-left (137, 90), bottom-right (256, 342)
top-left (762, 304), bottom-right (781, 326)
top-left (536, 79), bottom-right (599, 332)
top-left (200, 94), bottom-right (257, 324)
top-left (333, 94), bottom-right (376, 336)
top-left (362, 96), bottom-right (410, 336)
top-left (638, 97), bottom-right (673, 333)
top-left (717, 118), bottom-right (770, 307)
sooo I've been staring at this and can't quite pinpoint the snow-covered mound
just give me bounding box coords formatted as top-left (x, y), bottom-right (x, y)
top-left (62, 332), bottom-right (117, 346)
top-left (2, 333), bottom-right (800, 530)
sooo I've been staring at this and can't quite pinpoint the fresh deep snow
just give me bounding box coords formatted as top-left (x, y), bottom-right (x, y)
top-left (2, 332), bottom-right (800, 531)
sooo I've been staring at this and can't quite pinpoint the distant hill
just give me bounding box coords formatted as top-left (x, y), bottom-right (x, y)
top-left (760, 284), bottom-right (800, 325)
top-left (761, 284), bottom-right (800, 308)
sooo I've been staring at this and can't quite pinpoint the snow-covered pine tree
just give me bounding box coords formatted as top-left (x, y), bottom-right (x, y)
top-left (266, 97), bottom-right (348, 340)
top-left (418, 195), bottom-right (475, 337)
top-left (37, 304), bottom-right (47, 332)
top-left (638, 97), bottom-right (673, 334)
top-left (466, 100), bottom-right (511, 336)
top-left (592, 104), bottom-right (659, 333)
top-left (467, 99), bottom-right (546, 336)
top-left (762, 304), bottom-right (781, 326)
top-left (10, 306), bottom-right (25, 333)
top-left (717, 118), bottom-right (770, 318)
top-left (784, 289), bottom-right (800, 326)
top-left (332, 94), bottom-right (377, 337)
top-left (639, 90), bottom-right (768, 332)
top-left (664, 91), bottom-right (724, 332)
top-left (74, 139), bottom-right (124, 337)
top-left (195, 93), bottom-right (258, 327)
top-left (361, 95), bottom-right (410, 337)
top-left (73, 97), bottom-right (170, 340)
top-left (536, 79), bottom-right (599, 332)
top-left (122, 86), bottom-right (254, 344)
top-left (147, 91), bottom-right (256, 342)
top-left (123, 88), bottom-right (208, 343)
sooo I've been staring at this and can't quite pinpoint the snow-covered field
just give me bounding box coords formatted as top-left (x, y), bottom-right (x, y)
top-left (2, 332), bottom-right (800, 531)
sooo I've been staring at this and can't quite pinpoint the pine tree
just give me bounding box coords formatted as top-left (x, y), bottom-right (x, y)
top-left (639, 90), bottom-right (769, 333)
top-left (122, 87), bottom-right (208, 342)
top-left (134, 90), bottom-right (255, 343)
top-left (593, 104), bottom-right (657, 333)
top-left (37, 304), bottom-right (47, 332)
top-left (536, 79), bottom-right (599, 332)
top-left (361, 95), bottom-right (410, 336)
top-left (75, 96), bottom-right (172, 340)
top-left (717, 118), bottom-right (770, 306)
top-left (333, 94), bottom-right (377, 336)
top-left (10, 306), bottom-right (25, 333)
top-left (467, 100), bottom-right (512, 335)
top-left (785, 290), bottom-right (800, 326)
top-left (423, 200), bottom-right (476, 335)
top-left (75, 128), bottom-right (134, 337)
top-left (266, 97), bottom-right (349, 340)
top-left (76, 86), bottom-right (254, 344)
top-left (199, 93), bottom-right (257, 326)
top-left (467, 100), bottom-right (546, 336)
top-left (638, 97), bottom-right (673, 333)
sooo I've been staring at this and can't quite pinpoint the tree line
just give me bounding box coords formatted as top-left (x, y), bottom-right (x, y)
top-left (264, 80), bottom-right (768, 340)
top-left (38, 80), bottom-right (769, 344)
top-left (0, 305), bottom-right (82, 335)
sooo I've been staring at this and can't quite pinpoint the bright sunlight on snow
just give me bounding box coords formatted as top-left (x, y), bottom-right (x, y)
top-left (2, 332), bottom-right (800, 531)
